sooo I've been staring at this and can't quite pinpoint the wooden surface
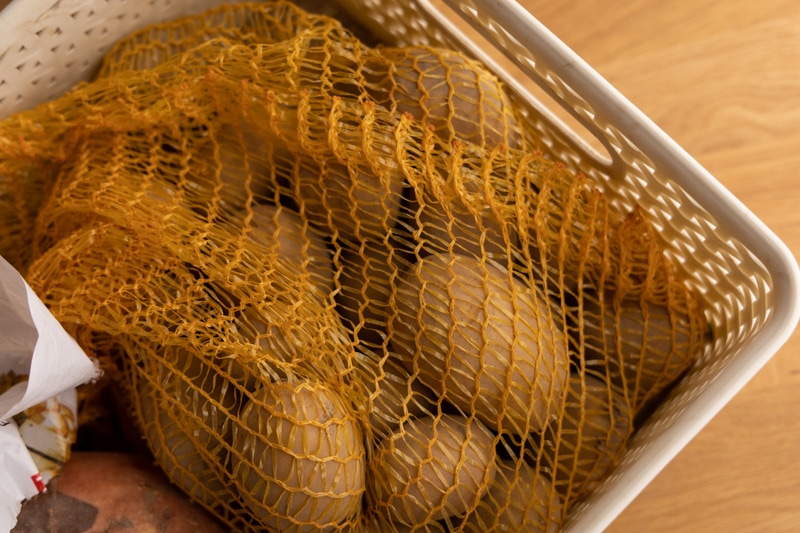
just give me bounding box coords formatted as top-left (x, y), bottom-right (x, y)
top-left (512, 1), bottom-right (800, 531)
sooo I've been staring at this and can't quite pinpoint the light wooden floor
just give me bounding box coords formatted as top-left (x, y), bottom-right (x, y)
top-left (514, 1), bottom-right (800, 531)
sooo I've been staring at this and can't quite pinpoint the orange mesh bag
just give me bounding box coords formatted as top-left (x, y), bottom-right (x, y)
top-left (0, 2), bottom-right (711, 531)
top-left (95, 1), bottom-right (336, 78)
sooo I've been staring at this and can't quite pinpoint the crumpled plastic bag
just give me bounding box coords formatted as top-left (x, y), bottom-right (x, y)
top-left (0, 254), bottom-right (101, 532)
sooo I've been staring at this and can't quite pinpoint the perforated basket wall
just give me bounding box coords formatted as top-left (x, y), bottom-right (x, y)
top-left (0, 1), bottom-right (797, 532)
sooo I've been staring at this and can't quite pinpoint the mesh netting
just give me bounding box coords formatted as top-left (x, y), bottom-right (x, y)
top-left (0, 2), bottom-right (709, 531)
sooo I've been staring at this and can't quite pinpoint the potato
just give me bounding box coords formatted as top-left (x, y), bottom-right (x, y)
top-left (355, 514), bottom-right (452, 532)
top-left (235, 291), bottom-right (354, 380)
top-left (335, 238), bottom-right (404, 346)
top-left (546, 374), bottom-right (632, 505)
top-left (462, 458), bottom-right (563, 533)
top-left (227, 251), bottom-right (354, 380)
top-left (164, 122), bottom-right (274, 213)
top-left (580, 295), bottom-right (704, 411)
top-left (354, 514), bottom-right (425, 533)
top-left (211, 123), bottom-right (274, 208)
top-left (405, 161), bottom-right (519, 261)
top-left (378, 46), bottom-right (522, 149)
top-left (246, 202), bottom-right (334, 289)
top-left (231, 379), bottom-right (365, 532)
top-left (369, 414), bottom-right (497, 526)
top-left (136, 347), bottom-right (239, 508)
top-left (137, 364), bottom-right (235, 508)
top-left (161, 346), bottom-right (242, 430)
top-left (294, 157), bottom-right (405, 243)
top-left (118, 121), bottom-right (275, 216)
top-left (391, 253), bottom-right (569, 434)
top-left (413, 199), bottom-right (517, 260)
top-left (350, 348), bottom-right (438, 439)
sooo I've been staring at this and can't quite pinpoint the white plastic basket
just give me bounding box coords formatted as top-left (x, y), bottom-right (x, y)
top-left (0, 0), bottom-right (797, 531)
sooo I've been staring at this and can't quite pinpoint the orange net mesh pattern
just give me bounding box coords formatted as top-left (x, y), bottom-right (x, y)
top-left (0, 2), bottom-right (709, 531)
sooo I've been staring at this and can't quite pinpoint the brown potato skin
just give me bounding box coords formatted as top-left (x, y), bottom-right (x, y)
top-left (462, 458), bottom-right (563, 533)
top-left (369, 413), bottom-right (497, 527)
top-left (547, 374), bottom-right (632, 507)
top-left (581, 296), bottom-right (703, 411)
top-left (379, 46), bottom-right (522, 149)
top-left (247, 202), bottom-right (334, 290)
top-left (231, 380), bottom-right (366, 533)
top-left (391, 253), bottom-right (569, 434)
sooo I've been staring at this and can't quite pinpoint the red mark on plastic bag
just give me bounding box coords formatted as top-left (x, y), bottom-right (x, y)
top-left (31, 472), bottom-right (47, 493)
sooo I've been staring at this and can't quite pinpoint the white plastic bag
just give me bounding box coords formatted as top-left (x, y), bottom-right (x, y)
top-left (0, 254), bottom-right (100, 532)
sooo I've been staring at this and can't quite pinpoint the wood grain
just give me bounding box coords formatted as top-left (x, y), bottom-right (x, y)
top-left (513, 1), bottom-right (800, 531)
